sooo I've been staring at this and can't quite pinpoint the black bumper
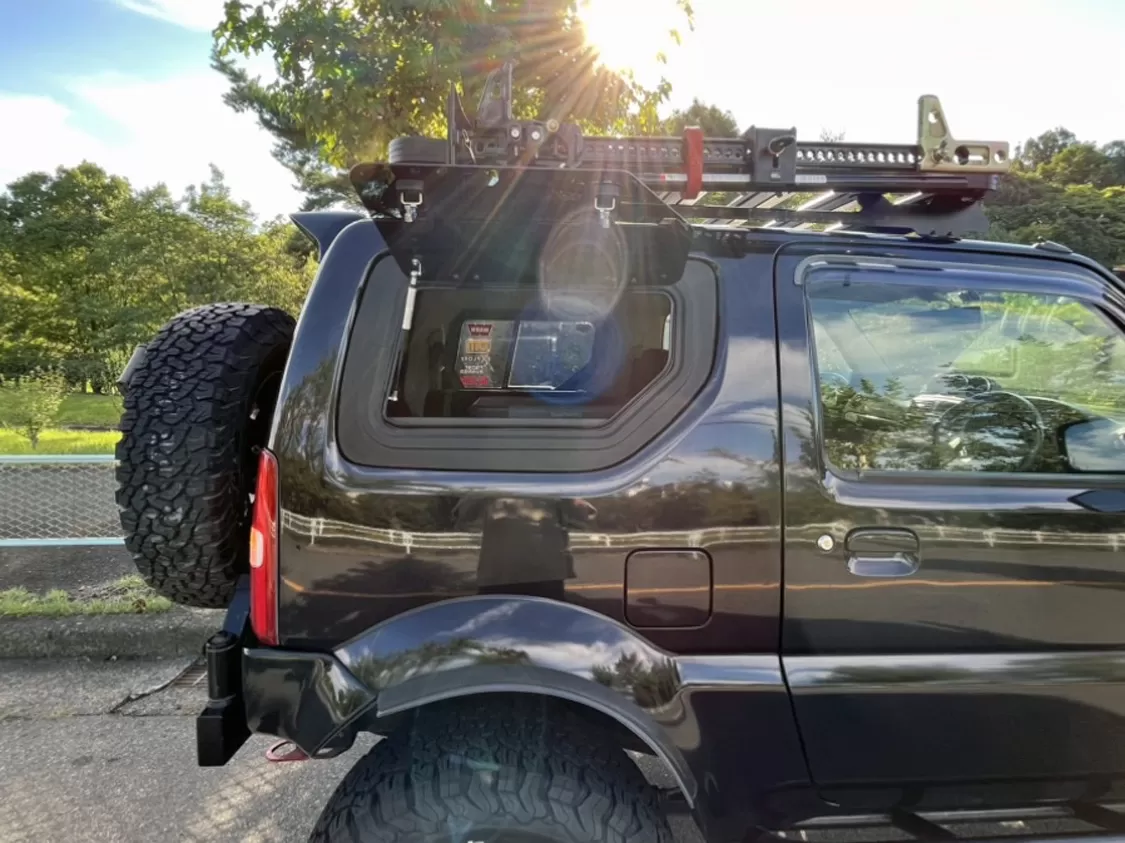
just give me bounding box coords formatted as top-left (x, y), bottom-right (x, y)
top-left (196, 628), bottom-right (252, 766)
top-left (196, 584), bottom-right (252, 766)
top-left (196, 584), bottom-right (374, 767)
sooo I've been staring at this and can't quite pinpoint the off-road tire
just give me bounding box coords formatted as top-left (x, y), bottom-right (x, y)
top-left (116, 303), bottom-right (295, 609)
top-left (309, 697), bottom-right (674, 843)
top-left (388, 136), bottom-right (448, 165)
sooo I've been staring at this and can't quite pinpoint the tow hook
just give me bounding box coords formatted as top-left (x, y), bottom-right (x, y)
top-left (265, 740), bottom-right (309, 763)
top-left (265, 740), bottom-right (349, 763)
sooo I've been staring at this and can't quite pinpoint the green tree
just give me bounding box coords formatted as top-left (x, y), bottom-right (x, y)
top-left (987, 179), bottom-right (1125, 269)
top-left (0, 163), bottom-right (315, 386)
top-left (1016, 127), bottom-right (1078, 169)
top-left (992, 127), bottom-right (1125, 266)
top-left (214, 0), bottom-right (692, 206)
top-left (987, 125), bottom-right (1125, 269)
top-left (1102, 140), bottom-right (1125, 184)
top-left (0, 368), bottom-right (67, 449)
top-left (662, 98), bottom-right (739, 136)
top-left (1037, 143), bottom-right (1121, 189)
top-left (0, 163), bottom-right (137, 388)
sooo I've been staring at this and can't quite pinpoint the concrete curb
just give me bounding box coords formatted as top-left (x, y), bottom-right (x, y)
top-left (0, 606), bottom-right (223, 659)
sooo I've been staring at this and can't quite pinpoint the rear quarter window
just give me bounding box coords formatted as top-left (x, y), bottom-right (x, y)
top-left (335, 254), bottom-right (719, 472)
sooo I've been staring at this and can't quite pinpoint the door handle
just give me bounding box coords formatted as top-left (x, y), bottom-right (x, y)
top-left (845, 528), bottom-right (921, 578)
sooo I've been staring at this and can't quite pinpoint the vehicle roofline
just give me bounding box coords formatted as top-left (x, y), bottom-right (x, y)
top-left (692, 224), bottom-right (1115, 276)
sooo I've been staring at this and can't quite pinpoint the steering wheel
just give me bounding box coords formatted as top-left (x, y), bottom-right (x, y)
top-left (935, 391), bottom-right (1046, 472)
top-left (926, 372), bottom-right (996, 398)
top-left (820, 371), bottom-right (851, 391)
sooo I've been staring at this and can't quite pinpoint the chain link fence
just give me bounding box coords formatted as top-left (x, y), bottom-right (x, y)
top-left (0, 456), bottom-right (122, 547)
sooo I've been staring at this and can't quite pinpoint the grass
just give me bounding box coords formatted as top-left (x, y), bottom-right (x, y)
top-left (0, 429), bottom-right (119, 455)
top-left (0, 392), bottom-right (121, 429)
top-left (0, 391), bottom-right (121, 454)
top-left (0, 575), bottom-right (172, 618)
top-left (55, 393), bottom-right (123, 427)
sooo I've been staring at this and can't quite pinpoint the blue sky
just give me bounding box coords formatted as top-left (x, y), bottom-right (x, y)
top-left (0, 0), bottom-right (300, 218)
top-left (1, 1), bottom-right (209, 139)
top-left (0, 0), bottom-right (1122, 219)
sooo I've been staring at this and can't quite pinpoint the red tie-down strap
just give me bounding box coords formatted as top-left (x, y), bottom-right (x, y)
top-left (682, 126), bottom-right (704, 200)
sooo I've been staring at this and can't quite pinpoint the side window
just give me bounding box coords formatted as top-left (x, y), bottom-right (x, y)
top-left (808, 280), bottom-right (1125, 475)
top-left (337, 256), bottom-right (718, 472)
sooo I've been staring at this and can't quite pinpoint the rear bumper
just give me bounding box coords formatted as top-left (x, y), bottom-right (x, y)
top-left (196, 583), bottom-right (373, 766)
top-left (196, 583), bottom-right (252, 766)
top-left (196, 629), bottom-right (251, 766)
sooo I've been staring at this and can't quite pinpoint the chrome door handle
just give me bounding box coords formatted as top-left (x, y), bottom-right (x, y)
top-left (845, 528), bottom-right (921, 578)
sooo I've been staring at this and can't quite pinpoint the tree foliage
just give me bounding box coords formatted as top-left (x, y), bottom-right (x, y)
top-left (214, 0), bottom-right (692, 207)
top-left (1037, 144), bottom-right (1125, 190)
top-left (987, 128), bottom-right (1125, 269)
top-left (0, 163), bottom-right (314, 389)
top-left (662, 98), bottom-right (739, 137)
top-left (1015, 127), bottom-right (1079, 170)
top-left (0, 368), bottom-right (68, 449)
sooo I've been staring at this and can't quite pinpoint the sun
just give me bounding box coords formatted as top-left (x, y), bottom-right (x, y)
top-left (577, 0), bottom-right (683, 80)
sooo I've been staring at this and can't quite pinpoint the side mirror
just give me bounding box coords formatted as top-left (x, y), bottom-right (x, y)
top-left (1061, 417), bottom-right (1125, 473)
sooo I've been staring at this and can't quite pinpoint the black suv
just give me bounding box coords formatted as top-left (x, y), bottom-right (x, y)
top-left (116, 74), bottom-right (1125, 843)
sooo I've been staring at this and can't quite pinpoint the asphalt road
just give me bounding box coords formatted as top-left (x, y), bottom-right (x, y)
top-left (0, 545), bottom-right (132, 592)
top-left (0, 658), bottom-right (703, 843)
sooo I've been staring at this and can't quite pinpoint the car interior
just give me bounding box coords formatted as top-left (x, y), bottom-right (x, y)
top-left (809, 284), bottom-right (1125, 473)
top-left (387, 286), bottom-right (674, 421)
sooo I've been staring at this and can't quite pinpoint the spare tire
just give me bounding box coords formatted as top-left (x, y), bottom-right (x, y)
top-left (116, 303), bottom-right (295, 608)
top-left (388, 136), bottom-right (448, 164)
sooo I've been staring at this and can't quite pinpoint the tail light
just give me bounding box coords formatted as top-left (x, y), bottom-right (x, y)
top-left (249, 449), bottom-right (279, 645)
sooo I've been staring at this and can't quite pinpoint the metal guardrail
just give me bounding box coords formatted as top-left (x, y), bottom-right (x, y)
top-left (0, 455), bottom-right (123, 548)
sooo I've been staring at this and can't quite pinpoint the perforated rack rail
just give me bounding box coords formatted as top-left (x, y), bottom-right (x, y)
top-left (351, 61), bottom-right (1011, 238)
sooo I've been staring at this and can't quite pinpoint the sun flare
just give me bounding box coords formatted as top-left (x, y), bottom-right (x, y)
top-left (577, 0), bottom-right (684, 79)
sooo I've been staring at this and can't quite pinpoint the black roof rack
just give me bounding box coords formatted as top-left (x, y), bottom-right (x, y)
top-left (351, 61), bottom-right (1010, 240)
